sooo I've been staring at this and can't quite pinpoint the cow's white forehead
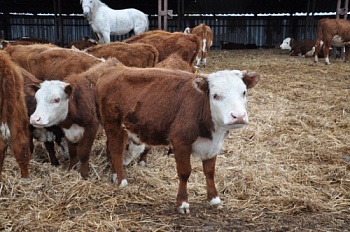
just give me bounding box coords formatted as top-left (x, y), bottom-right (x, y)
top-left (36, 80), bottom-right (68, 99)
top-left (208, 70), bottom-right (246, 91)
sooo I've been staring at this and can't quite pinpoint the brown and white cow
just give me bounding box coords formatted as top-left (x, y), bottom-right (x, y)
top-left (314, 18), bottom-right (350, 64)
top-left (124, 30), bottom-right (200, 68)
top-left (85, 41), bottom-right (159, 68)
top-left (0, 50), bottom-right (31, 180)
top-left (5, 44), bottom-right (103, 81)
top-left (184, 23), bottom-right (213, 67)
top-left (96, 64), bottom-right (261, 213)
top-left (65, 36), bottom-right (99, 50)
top-left (280, 37), bottom-right (316, 57)
top-left (28, 58), bottom-right (118, 179)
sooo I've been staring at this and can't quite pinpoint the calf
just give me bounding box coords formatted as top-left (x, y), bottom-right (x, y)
top-left (85, 41), bottom-right (159, 68)
top-left (65, 36), bottom-right (98, 50)
top-left (314, 18), bottom-right (350, 64)
top-left (96, 65), bottom-right (260, 213)
top-left (280, 37), bottom-right (316, 57)
top-left (0, 50), bottom-right (31, 179)
top-left (124, 30), bottom-right (200, 68)
top-left (184, 23), bottom-right (213, 67)
top-left (28, 58), bottom-right (118, 178)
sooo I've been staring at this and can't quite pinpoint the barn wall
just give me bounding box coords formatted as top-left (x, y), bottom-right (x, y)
top-left (0, 14), bottom-right (331, 49)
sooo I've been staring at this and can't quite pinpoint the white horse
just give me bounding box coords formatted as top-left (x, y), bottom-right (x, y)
top-left (81, 0), bottom-right (149, 44)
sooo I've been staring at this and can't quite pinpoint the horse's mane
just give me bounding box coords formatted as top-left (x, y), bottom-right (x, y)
top-left (81, 0), bottom-right (108, 8)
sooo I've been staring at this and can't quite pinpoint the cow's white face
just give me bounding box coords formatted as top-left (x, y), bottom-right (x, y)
top-left (81, 0), bottom-right (94, 18)
top-left (208, 70), bottom-right (252, 130)
top-left (280, 37), bottom-right (292, 50)
top-left (30, 80), bottom-right (71, 128)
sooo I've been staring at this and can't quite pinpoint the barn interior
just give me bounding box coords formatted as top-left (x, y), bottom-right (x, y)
top-left (0, 0), bottom-right (349, 47)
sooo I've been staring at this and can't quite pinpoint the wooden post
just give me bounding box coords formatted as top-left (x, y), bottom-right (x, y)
top-left (158, 0), bottom-right (168, 31)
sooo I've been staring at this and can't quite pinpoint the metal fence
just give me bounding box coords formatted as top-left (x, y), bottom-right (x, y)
top-left (0, 14), bottom-right (331, 49)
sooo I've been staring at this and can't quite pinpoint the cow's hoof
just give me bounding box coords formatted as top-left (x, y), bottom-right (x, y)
top-left (139, 160), bottom-right (146, 167)
top-left (210, 196), bottom-right (222, 206)
top-left (21, 178), bottom-right (32, 183)
top-left (119, 179), bottom-right (128, 188)
top-left (177, 202), bottom-right (190, 214)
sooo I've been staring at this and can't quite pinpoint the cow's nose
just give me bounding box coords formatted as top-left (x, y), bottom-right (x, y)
top-left (231, 111), bottom-right (248, 124)
top-left (30, 116), bottom-right (41, 125)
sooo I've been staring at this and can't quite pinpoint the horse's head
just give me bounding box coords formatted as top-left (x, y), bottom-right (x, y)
top-left (81, 0), bottom-right (94, 18)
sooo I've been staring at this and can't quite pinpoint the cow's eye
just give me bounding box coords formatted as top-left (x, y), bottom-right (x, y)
top-left (213, 93), bottom-right (221, 100)
top-left (243, 91), bottom-right (247, 97)
top-left (52, 98), bottom-right (60, 103)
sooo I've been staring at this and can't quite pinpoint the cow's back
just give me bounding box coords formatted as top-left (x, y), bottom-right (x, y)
top-left (191, 23), bottom-right (213, 52)
top-left (124, 30), bottom-right (200, 66)
top-left (86, 41), bottom-right (159, 67)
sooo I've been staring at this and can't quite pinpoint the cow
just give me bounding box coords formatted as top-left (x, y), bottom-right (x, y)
top-left (65, 36), bottom-right (99, 50)
top-left (221, 41), bottom-right (257, 50)
top-left (5, 44), bottom-right (103, 81)
top-left (28, 58), bottom-right (118, 179)
top-left (123, 30), bottom-right (200, 69)
top-left (280, 37), bottom-right (316, 57)
top-left (184, 23), bottom-right (213, 67)
top-left (96, 64), bottom-right (261, 214)
top-left (85, 41), bottom-right (159, 68)
top-left (22, 68), bottom-right (68, 166)
top-left (0, 50), bottom-right (31, 180)
top-left (155, 53), bottom-right (196, 73)
top-left (0, 37), bottom-right (50, 49)
top-left (314, 18), bottom-right (350, 64)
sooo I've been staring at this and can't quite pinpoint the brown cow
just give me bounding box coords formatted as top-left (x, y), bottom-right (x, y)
top-left (314, 18), bottom-right (350, 64)
top-left (85, 41), bottom-right (159, 68)
top-left (155, 53), bottom-right (196, 73)
top-left (96, 64), bottom-right (261, 213)
top-left (0, 50), bottom-right (31, 180)
top-left (5, 44), bottom-right (103, 81)
top-left (65, 36), bottom-right (98, 50)
top-left (184, 23), bottom-right (213, 67)
top-left (0, 37), bottom-right (51, 50)
top-left (28, 58), bottom-right (118, 179)
top-left (124, 30), bottom-right (200, 68)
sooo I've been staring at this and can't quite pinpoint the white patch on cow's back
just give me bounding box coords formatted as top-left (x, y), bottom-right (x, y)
top-left (191, 128), bottom-right (227, 160)
top-left (63, 124), bottom-right (84, 143)
top-left (0, 122), bottom-right (10, 142)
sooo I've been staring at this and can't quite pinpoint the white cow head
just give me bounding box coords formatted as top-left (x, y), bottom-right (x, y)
top-left (81, 0), bottom-right (95, 18)
top-left (280, 37), bottom-right (292, 50)
top-left (207, 70), bottom-right (260, 130)
top-left (30, 80), bottom-right (72, 128)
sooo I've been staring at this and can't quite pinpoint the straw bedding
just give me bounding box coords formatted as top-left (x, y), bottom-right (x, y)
top-left (1, 49), bottom-right (349, 231)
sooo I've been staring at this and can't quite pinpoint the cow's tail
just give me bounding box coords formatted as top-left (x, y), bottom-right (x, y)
top-left (314, 18), bottom-right (328, 55)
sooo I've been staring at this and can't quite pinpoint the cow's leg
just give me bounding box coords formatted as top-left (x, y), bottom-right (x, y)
top-left (138, 145), bottom-right (150, 167)
top-left (202, 156), bottom-right (221, 207)
top-left (344, 46), bottom-right (350, 62)
top-left (76, 126), bottom-right (98, 179)
top-left (105, 123), bottom-right (128, 188)
top-left (11, 131), bottom-right (31, 179)
top-left (44, 141), bottom-right (60, 166)
top-left (173, 144), bottom-right (192, 214)
top-left (314, 39), bottom-right (321, 63)
top-left (323, 42), bottom-right (331, 65)
top-left (68, 142), bottom-right (78, 170)
top-left (0, 139), bottom-right (7, 179)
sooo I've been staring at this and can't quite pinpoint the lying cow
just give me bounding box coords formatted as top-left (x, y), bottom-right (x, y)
top-left (65, 36), bottom-right (98, 50)
top-left (280, 37), bottom-right (317, 57)
top-left (0, 50), bottom-right (31, 180)
top-left (124, 30), bottom-right (200, 68)
top-left (184, 23), bottom-right (213, 67)
top-left (85, 41), bottom-right (159, 68)
top-left (28, 58), bottom-right (118, 179)
top-left (96, 64), bottom-right (261, 214)
top-left (314, 18), bottom-right (350, 64)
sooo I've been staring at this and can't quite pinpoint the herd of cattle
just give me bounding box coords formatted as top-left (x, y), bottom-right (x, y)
top-left (0, 17), bottom-right (349, 213)
top-left (0, 23), bottom-right (263, 214)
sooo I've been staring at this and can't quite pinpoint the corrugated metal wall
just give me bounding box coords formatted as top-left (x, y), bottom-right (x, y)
top-left (1, 15), bottom-right (327, 49)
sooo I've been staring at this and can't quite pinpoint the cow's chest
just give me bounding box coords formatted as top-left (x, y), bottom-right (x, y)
top-left (62, 124), bottom-right (85, 143)
top-left (191, 129), bottom-right (227, 160)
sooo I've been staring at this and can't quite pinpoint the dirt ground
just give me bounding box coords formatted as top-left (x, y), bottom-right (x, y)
top-left (1, 49), bottom-right (349, 231)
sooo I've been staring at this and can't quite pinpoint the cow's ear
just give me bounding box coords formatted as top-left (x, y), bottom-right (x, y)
top-left (64, 84), bottom-right (73, 97)
top-left (24, 83), bottom-right (40, 97)
top-left (192, 76), bottom-right (209, 93)
top-left (242, 71), bottom-right (261, 89)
